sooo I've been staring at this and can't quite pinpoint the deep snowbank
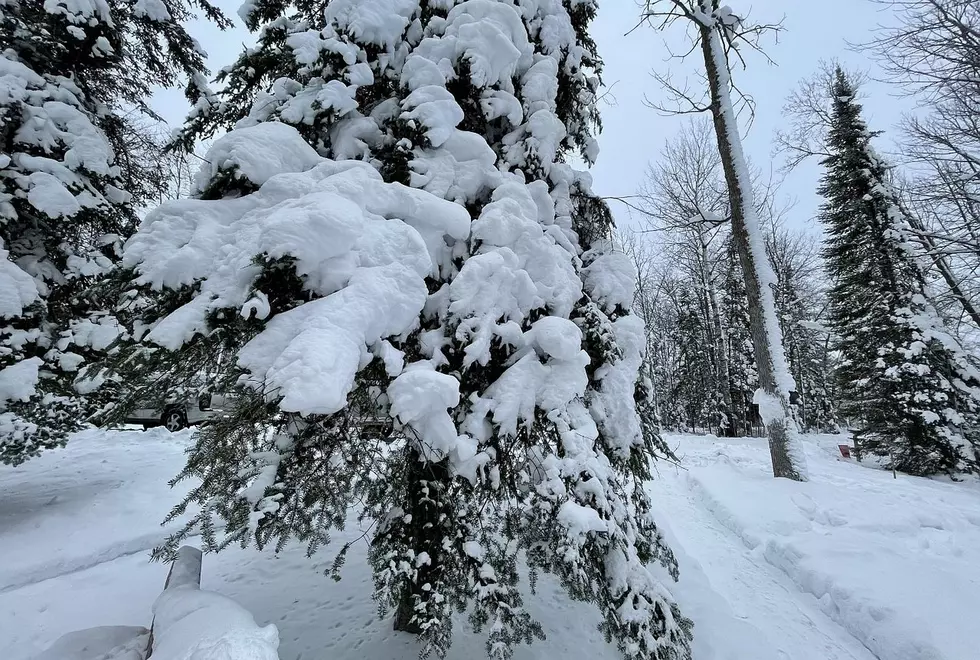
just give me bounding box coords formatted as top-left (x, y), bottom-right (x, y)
top-left (149, 584), bottom-right (280, 660)
top-left (29, 582), bottom-right (280, 660)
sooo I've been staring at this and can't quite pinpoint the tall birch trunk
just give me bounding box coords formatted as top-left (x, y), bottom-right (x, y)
top-left (697, 8), bottom-right (807, 480)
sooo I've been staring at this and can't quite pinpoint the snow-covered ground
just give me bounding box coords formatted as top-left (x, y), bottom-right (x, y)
top-left (2, 428), bottom-right (978, 660)
top-left (652, 434), bottom-right (980, 660)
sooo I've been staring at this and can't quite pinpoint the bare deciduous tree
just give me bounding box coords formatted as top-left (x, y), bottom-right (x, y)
top-left (641, 0), bottom-right (808, 481)
top-left (635, 119), bottom-right (734, 434)
top-left (869, 0), bottom-right (980, 332)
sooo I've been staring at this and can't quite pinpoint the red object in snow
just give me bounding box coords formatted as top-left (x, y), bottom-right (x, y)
top-left (838, 444), bottom-right (851, 458)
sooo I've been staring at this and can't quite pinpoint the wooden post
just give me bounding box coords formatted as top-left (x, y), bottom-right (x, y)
top-left (146, 546), bottom-right (203, 657)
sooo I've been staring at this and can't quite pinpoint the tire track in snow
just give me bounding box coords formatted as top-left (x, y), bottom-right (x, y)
top-left (0, 531), bottom-right (181, 594)
top-left (648, 468), bottom-right (879, 660)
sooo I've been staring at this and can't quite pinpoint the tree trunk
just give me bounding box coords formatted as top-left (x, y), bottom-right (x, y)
top-left (907, 213), bottom-right (980, 331)
top-left (393, 451), bottom-right (450, 634)
top-left (706, 269), bottom-right (736, 436)
top-left (393, 589), bottom-right (423, 634)
top-left (698, 19), bottom-right (807, 481)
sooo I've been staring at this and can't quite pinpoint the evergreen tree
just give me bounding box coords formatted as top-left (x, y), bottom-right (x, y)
top-left (769, 240), bottom-right (837, 433)
top-left (720, 238), bottom-right (758, 436)
top-left (672, 285), bottom-right (717, 432)
top-left (107, 1), bottom-right (692, 658)
top-left (0, 0), bottom-right (229, 464)
top-left (819, 68), bottom-right (980, 475)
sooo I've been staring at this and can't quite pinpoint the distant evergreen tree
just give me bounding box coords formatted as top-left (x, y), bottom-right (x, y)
top-left (0, 0), bottom-right (229, 464)
top-left (106, 1), bottom-right (692, 658)
top-left (720, 238), bottom-right (758, 436)
top-left (672, 285), bottom-right (717, 432)
top-left (819, 68), bottom-right (980, 475)
top-left (770, 254), bottom-right (837, 433)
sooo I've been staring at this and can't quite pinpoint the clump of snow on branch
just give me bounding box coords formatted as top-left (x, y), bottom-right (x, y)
top-left (582, 241), bottom-right (637, 314)
top-left (0, 243), bottom-right (38, 319)
top-left (191, 123), bottom-right (322, 193)
top-left (0, 52), bottom-right (123, 224)
top-left (125, 124), bottom-right (470, 416)
top-left (0, 357), bottom-right (43, 408)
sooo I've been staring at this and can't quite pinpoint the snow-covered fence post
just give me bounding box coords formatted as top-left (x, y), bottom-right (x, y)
top-left (145, 546), bottom-right (203, 657)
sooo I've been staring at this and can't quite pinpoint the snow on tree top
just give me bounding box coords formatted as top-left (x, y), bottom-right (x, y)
top-left (412, 0), bottom-right (533, 89)
top-left (192, 123), bottom-right (322, 193)
top-left (324, 0), bottom-right (420, 48)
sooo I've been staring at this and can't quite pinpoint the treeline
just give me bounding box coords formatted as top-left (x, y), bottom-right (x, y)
top-left (625, 0), bottom-right (980, 478)
top-left (622, 120), bottom-right (838, 437)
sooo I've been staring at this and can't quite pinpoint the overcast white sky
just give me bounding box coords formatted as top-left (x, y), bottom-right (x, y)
top-left (150, 0), bottom-right (915, 235)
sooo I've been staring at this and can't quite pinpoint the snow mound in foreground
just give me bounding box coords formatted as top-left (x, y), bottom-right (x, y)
top-left (30, 587), bottom-right (280, 660)
top-left (32, 626), bottom-right (148, 660)
top-left (150, 585), bottom-right (280, 660)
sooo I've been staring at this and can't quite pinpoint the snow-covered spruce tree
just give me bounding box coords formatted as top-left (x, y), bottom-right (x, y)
top-left (768, 234), bottom-right (838, 433)
top-left (0, 0), bottom-right (229, 464)
top-left (819, 68), bottom-right (980, 475)
top-left (671, 285), bottom-right (719, 432)
top-left (112, 1), bottom-right (692, 658)
top-left (719, 237), bottom-right (758, 436)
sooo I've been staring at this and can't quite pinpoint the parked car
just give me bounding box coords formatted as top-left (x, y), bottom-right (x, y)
top-left (124, 391), bottom-right (235, 431)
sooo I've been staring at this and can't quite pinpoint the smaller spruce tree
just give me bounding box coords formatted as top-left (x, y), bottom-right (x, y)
top-left (819, 68), bottom-right (980, 475)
